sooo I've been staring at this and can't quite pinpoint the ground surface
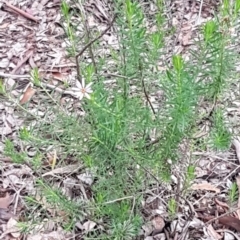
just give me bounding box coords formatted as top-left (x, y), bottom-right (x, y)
top-left (0, 0), bottom-right (240, 239)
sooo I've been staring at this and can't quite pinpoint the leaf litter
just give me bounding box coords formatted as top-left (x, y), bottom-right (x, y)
top-left (0, 0), bottom-right (239, 239)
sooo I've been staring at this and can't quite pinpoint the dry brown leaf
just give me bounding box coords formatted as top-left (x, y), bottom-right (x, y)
top-left (0, 192), bottom-right (12, 209)
top-left (219, 216), bottom-right (240, 232)
top-left (20, 84), bottom-right (36, 104)
top-left (5, 2), bottom-right (39, 22)
top-left (191, 182), bottom-right (220, 193)
top-left (52, 72), bottom-right (67, 81)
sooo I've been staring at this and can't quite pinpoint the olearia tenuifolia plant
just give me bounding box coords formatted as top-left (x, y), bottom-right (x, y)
top-left (6, 0), bottom-right (240, 238)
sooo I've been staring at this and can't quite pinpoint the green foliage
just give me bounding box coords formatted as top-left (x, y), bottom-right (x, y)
top-left (183, 164), bottom-right (196, 192)
top-left (30, 67), bottom-right (41, 86)
top-left (36, 180), bottom-right (84, 228)
top-left (210, 108), bottom-right (231, 150)
top-left (167, 198), bottom-right (177, 219)
top-left (234, 0), bottom-right (240, 17)
top-left (19, 126), bottom-right (31, 141)
top-left (228, 182), bottom-right (238, 204)
top-left (110, 218), bottom-right (142, 240)
top-left (4, 139), bottom-right (26, 163)
top-left (196, 19), bottom-right (232, 99)
top-left (0, 79), bottom-right (6, 95)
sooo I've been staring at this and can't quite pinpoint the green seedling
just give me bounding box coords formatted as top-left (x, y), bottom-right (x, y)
top-left (228, 182), bottom-right (238, 205)
top-left (0, 79), bottom-right (6, 95)
top-left (210, 109), bottom-right (231, 150)
top-left (168, 198), bottom-right (177, 219)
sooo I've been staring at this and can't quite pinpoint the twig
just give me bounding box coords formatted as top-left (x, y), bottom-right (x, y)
top-left (13, 185), bottom-right (25, 215)
top-left (0, 72), bottom-right (30, 78)
top-left (103, 196), bottom-right (133, 204)
top-left (140, 164), bottom-right (160, 184)
top-left (84, 19), bottom-right (98, 75)
top-left (4, 2), bottom-right (39, 22)
top-left (205, 206), bottom-right (240, 225)
top-left (139, 61), bottom-right (156, 115)
top-left (196, 0), bottom-right (204, 25)
top-left (130, 196), bottom-right (136, 218)
top-left (75, 14), bottom-right (117, 84)
top-left (102, 73), bottom-right (128, 79)
top-left (11, 49), bottom-right (33, 74)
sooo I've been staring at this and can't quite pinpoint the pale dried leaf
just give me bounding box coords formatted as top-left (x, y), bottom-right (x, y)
top-left (0, 124), bottom-right (12, 135)
top-left (0, 58), bottom-right (9, 68)
top-left (151, 215), bottom-right (165, 232)
top-left (207, 224), bottom-right (221, 239)
top-left (189, 217), bottom-right (205, 228)
top-left (6, 218), bottom-right (21, 238)
top-left (145, 237), bottom-right (154, 240)
top-left (142, 222), bottom-right (153, 236)
top-left (224, 231), bottom-right (235, 240)
top-left (77, 171), bottom-right (94, 185)
top-left (42, 163), bottom-right (83, 177)
top-left (83, 220), bottom-right (96, 232)
top-left (3, 166), bottom-right (33, 177)
top-left (27, 229), bottom-right (73, 240)
top-left (191, 182), bottom-right (220, 193)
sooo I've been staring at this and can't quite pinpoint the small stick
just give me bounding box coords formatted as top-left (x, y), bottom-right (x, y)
top-left (205, 206), bottom-right (240, 225)
top-left (84, 19), bottom-right (98, 75)
top-left (196, 0), bottom-right (204, 25)
top-left (11, 49), bottom-right (33, 74)
top-left (103, 196), bottom-right (133, 204)
top-left (0, 72), bottom-right (30, 78)
top-left (75, 14), bottom-right (117, 84)
top-left (4, 2), bottom-right (39, 22)
top-left (139, 61), bottom-right (156, 116)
